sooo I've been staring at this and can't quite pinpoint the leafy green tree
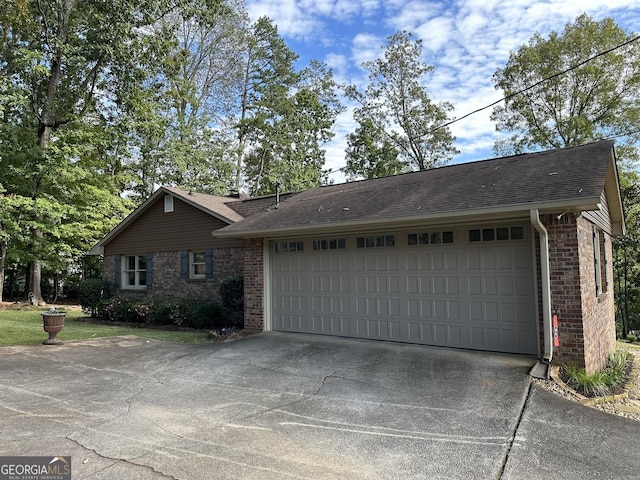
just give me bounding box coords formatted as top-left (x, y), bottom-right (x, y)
top-left (491, 14), bottom-right (640, 155)
top-left (0, 0), bottom-right (205, 303)
top-left (614, 166), bottom-right (640, 337)
top-left (345, 31), bottom-right (458, 178)
top-left (344, 118), bottom-right (408, 180)
top-left (237, 19), bottom-right (342, 195)
top-left (122, 0), bottom-right (245, 198)
top-left (492, 14), bottom-right (640, 338)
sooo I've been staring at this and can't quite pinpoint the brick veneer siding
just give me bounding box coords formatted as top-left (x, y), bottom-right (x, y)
top-left (543, 213), bottom-right (616, 374)
top-left (243, 238), bottom-right (264, 332)
top-left (104, 247), bottom-right (243, 305)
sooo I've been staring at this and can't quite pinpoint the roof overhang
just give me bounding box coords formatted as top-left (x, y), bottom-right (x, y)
top-left (605, 148), bottom-right (626, 235)
top-left (212, 196), bottom-right (601, 240)
top-left (88, 187), bottom-right (239, 255)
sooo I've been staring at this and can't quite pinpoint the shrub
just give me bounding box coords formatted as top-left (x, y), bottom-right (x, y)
top-left (626, 334), bottom-right (637, 343)
top-left (100, 296), bottom-right (154, 324)
top-left (219, 275), bottom-right (243, 327)
top-left (79, 279), bottom-right (111, 317)
top-left (191, 302), bottom-right (222, 329)
top-left (563, 349), bottom-right (632, 397)
top-left (98, 295), bottom-right (226, 330)
top-left (564, 365), bottom-right (609, 397)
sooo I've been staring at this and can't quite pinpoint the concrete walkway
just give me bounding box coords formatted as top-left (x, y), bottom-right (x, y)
top-left (0, 332), bottom-right (638, 479)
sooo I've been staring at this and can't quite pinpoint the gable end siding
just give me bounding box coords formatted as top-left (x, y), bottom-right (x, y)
top-left (104, 196), bottom-right (239, 255)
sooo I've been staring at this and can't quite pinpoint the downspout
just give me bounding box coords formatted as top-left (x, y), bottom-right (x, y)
top-left (530, 209), bottom-right (553, 363)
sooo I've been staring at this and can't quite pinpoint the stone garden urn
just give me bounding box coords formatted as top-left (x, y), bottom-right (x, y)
top-left (42, 308), bottom-right (66, 345)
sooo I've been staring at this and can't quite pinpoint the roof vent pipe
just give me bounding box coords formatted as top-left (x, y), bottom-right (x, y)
top-left (275, 182), bottom-right (280, 209)
top-left (530, 209), bottom-right (553, 363)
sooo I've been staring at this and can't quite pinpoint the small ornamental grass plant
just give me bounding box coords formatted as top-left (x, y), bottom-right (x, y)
top-left (563, 349), bottom-right (632, 397)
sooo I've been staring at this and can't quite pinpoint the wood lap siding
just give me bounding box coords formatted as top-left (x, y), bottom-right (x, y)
top-left (582, 189), bottom-right (613, 235)
top-left (104, 196), bottom-right (241, 255)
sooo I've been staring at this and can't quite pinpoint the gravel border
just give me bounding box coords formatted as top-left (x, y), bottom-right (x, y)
top-left (534, 348), bottom-right (640, 421)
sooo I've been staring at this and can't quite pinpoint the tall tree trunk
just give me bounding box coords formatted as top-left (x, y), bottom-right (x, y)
top-left (0, 242), bottom-right (6, 302)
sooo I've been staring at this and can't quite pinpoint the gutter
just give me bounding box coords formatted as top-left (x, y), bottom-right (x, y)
top-left (530, 209), bottom-right (553, 363)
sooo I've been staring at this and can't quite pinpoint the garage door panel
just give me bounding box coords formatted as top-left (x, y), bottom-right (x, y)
top-left (272, 232), bottom-right (538, 355)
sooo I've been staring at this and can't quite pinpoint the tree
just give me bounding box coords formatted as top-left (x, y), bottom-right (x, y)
top-left (0, 0), bottom-right (225, 302)
top-left (237, 18), bottom-right (342, 195)
top-left (491, 14), bottom-right (640, 155)
top-left (492, 15), bottom-right (640, 339)
top-left (344, 31), bottom-right (458, 179)
top-left (344, 118), bottom-right (407, 180)
top-left (614, 167), bottom-right (640, 337)
top-left (122, 0), bottom-right (245, 198)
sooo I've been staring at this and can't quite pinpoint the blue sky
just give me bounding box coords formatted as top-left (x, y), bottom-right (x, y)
top-left (245, 0), bottom-right (640, 182)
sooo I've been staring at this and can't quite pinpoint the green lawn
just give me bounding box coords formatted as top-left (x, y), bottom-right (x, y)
top-left (0, 307), bottom-right (210, 346)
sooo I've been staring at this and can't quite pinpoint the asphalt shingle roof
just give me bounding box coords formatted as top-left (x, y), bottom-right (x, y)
top-left (217, 140), bottom-right (614, 236)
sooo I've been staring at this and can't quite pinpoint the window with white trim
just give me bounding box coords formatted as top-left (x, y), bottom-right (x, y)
top-left (164, 195), bottom-right (174, 212)
top-left (190, 251), bottom-right (206, 279)
top-left (123, 255), bottom-right (147, 289)
top-left (593, 226), bottom-right (607, 296)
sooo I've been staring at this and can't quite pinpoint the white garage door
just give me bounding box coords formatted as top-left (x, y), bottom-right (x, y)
top-left (271, 225), bottom-right (538, 355)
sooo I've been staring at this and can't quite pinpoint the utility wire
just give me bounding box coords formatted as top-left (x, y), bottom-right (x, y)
top-left (429, 33), bottom-right (640, 136)
top-left (329, 33), bottom-right (640, 174)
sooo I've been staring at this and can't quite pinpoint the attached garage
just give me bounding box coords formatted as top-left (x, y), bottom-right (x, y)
top-left (213, 141), bottom-right (624, 373)
top-left (270, 224), bottom-right (538, 354)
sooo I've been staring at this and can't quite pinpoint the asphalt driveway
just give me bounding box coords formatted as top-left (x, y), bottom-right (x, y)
top-left (0, 332), bottom-right (639, 479)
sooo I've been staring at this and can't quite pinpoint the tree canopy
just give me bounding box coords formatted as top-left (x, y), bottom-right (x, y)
top-left (0, 1), bottom-right (343, 301)
top-left (491, 14), bottom-right (640, 156)
top-left (344, 31), bottom-right (458, 180)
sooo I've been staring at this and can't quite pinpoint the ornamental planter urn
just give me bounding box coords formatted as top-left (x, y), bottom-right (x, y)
top-left (42, 309), bottom-right (66, 345)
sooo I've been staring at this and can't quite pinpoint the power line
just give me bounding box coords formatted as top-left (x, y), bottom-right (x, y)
top-left (430, 33), bottom-right (640, 135)
top-left (329, 33), bottom-right (640, 175)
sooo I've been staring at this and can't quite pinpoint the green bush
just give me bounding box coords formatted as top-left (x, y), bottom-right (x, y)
top-left (191, 302), bottom-right (222, 329)
top-left (79, 278), bottom-right (111, 317)
top-left (626, 334), bottom-right (638, 343)
top-left (100, 296), bottom-right (154, 324)
top-left (98, 295), bottom-right (224, 330)
top-left (563, 349), bottom-right (632, 397)
top-left (219, 275), bottom-right (243, 327)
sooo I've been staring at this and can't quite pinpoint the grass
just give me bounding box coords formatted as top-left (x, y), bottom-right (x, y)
top-left (0, 306), bottom-right (211, 346)
top-left (563, 348), bottom-right (633, 397)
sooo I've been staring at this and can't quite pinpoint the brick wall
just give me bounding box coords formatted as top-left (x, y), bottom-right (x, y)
top-left (543, 213), bottom-right (616, 374)
top-left (577, 218), bottom-right (616, 374)
top-left (242, 238), bottom-right (264, 332)
top-left (104, 246), bottom-right (243, 305)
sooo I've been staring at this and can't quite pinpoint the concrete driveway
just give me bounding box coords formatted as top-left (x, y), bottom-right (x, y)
top-left (0, 332), bottom-right (639, 479)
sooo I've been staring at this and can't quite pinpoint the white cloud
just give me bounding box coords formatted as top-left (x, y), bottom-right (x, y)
top-left (245, 0), bottom-right (640, 176)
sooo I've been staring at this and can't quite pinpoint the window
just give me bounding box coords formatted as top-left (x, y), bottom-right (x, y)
top-left (275, 241), bottom-right (304, 252)
top-left (123, 255), bottom-right (147, 289)
top-left (408, 231), bottom-right (454, 246)
top-left (469, 225), bottom-right (525, 242)
top-left (164, 195), bottom-right (174, 213)
top-left (190, 251), bottom-right (206, 279)
top-left (593, 226), bottom-right (608, 296)
top-left (181, 249), bottom-right (212, 279)
top-left (356, 235), bottom-right (395, 248)
top-left (313, 238), bottom-right (346, 250)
